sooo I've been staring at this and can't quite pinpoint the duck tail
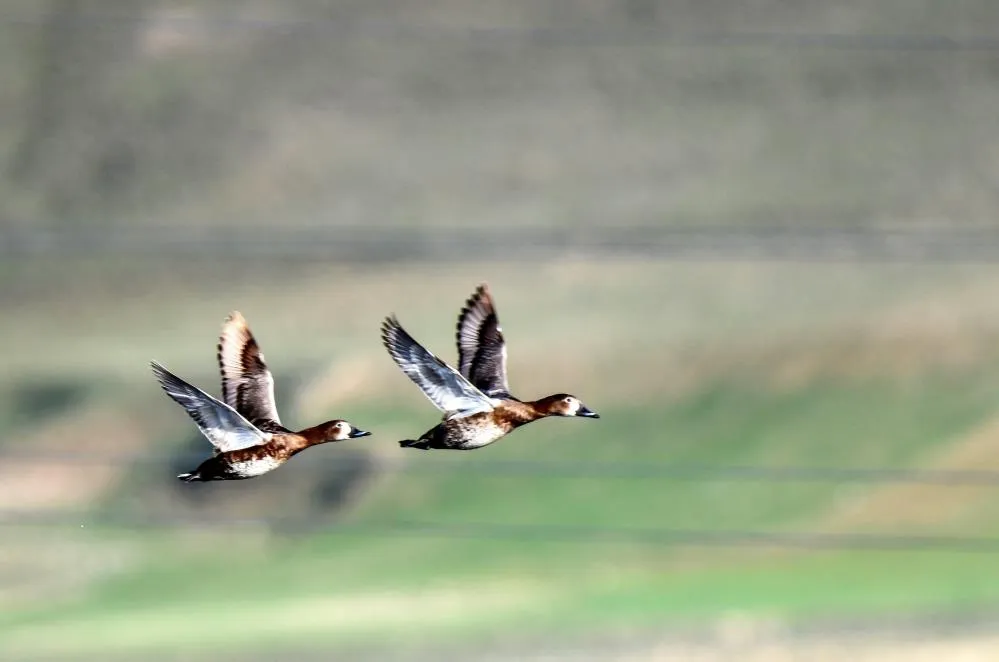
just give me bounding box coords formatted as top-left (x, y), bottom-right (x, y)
top-left (399, 439), bottom-right (430, 450)
top-left (177, 471), bottom-right (203, 482)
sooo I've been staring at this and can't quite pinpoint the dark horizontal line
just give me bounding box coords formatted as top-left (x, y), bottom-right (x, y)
top-left (384, 521), bottom-right (999, 553)
top-left (0, 14), bottom-right (996, 52)
top-left (7, 451), bottom-right (999, 485)
top-left (7, 225), bottom-right (999, 262)
top-left (3, 512), bottom-right (998, 553)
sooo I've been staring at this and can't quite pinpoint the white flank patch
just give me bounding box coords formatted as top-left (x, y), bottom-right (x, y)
top-left (462, 421), bottom-right (508, 449)
top-left (229, 456), bottom-right (282, 478)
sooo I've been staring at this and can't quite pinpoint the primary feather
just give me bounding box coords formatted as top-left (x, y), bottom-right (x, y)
top-left (455, 284), bottom-right (512, 399)
top-left (150, 360), bottom-right (270, 452)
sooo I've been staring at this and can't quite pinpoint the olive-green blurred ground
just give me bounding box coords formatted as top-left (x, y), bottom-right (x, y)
top-left (4, 1), bottom-right (999, 658)
top-left (4, 259), bottom-right (999, 659)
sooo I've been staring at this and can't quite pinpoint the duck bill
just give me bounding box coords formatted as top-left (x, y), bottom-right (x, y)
top-left (349, 428), bottom-right (372, 438)
top-left (576, 406), bottom-right (600, 419)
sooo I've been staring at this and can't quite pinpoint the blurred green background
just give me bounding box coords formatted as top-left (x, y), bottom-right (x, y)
top-left (4, 1), bottom-right (999, 660)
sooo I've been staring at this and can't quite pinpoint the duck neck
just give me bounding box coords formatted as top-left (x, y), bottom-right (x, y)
top-left (288, 425), bottom-right (329, 452)
top-left (507, 400), bottom-right (551, 426)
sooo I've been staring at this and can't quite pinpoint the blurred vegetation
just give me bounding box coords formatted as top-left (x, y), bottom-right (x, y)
top-left (4, 1), bottom-right (999, 660)
top-left (2, 0), bottom-right (999, 233)
top-left (5, 260), bottom-right (999, 659)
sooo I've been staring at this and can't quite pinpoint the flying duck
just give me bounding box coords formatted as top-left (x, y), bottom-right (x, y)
top-left (381, 283), bottom-right (599, 450)
top-left (151, 312), bottom-right (370, 481)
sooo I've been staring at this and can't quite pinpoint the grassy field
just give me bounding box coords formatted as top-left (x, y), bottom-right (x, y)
top-left (4, 1), bottom-right (999, 658)
top-left (3, 259), bottom-right (999, 659)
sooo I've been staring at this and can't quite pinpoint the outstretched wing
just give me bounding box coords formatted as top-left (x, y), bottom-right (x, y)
top-left (381, 316), bottom-right (495, 418)
top-left (455, 284), bottom-right (511, 398)
top-left (217, 311), bottom-right (283, 432)
top-left (151, 361), bottom-right (269, 452)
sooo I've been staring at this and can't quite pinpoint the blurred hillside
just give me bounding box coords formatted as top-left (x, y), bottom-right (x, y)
top-left (3, 0), bottom-right (999, 244)
top-left (5, 2), bottom-right (999, 661)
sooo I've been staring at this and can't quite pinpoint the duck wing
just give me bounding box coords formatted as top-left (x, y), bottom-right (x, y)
top-left (455, 284), bottom-right (512, 399)
top-left (151, 361), bottom-right (269, 452)
top-left (381, 316), bottom-right (495, 418)
top-left (217, 311), bottom-right (284, 432)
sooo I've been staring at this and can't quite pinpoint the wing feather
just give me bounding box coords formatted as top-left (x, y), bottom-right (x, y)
top-left (217, 311), bottom-right (284, 432)
top-left (381, 316), bottom-right (495, 418)
top-left (455, 284), bottom-right (511, 398)
top-left (151, 361), bottom-right (269, 452)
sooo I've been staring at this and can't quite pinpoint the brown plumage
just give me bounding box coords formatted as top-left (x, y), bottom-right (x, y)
top-left (381, 283), bottom-right (599, 451)
top-left (456, 284), bottom-right (510, 398)
top-left (150, 313), bottom-right (370, 481)
top-left (217, 311), bottom-right (283, 432)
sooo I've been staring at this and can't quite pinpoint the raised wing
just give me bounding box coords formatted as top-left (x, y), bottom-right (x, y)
top-left (217, 311), bottom-right (283, 431)
top-left (381, 316), bottom-right (495, 418)
top-left (151, 361), bottom-right (270, 452)
top-left (455, 284), bottom-right (511, 398)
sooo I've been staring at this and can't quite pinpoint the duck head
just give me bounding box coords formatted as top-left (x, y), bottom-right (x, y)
top-left (319, 419), bottom-right (372, 442)
top-left (537, 394), bottom-right (600, 419)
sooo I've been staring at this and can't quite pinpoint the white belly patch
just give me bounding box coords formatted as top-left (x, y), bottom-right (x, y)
top-left (228, 456), bottom-right (282, 477)
top-left (460, 422), bottom-right (507, 449)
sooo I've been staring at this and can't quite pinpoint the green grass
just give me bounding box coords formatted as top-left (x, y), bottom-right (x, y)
top-left (5, 257), bottom-right (999, 658)
top-left (353, 373), bottom-right (999, 530)
top-left (5, 370), bottom-right (999, 659)
top-left (541, 552), bottom-right (999, 631)
top-left (6, 1), bottom-right (999, 656)
top-left (6, 257), bottom-right (999, 659)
